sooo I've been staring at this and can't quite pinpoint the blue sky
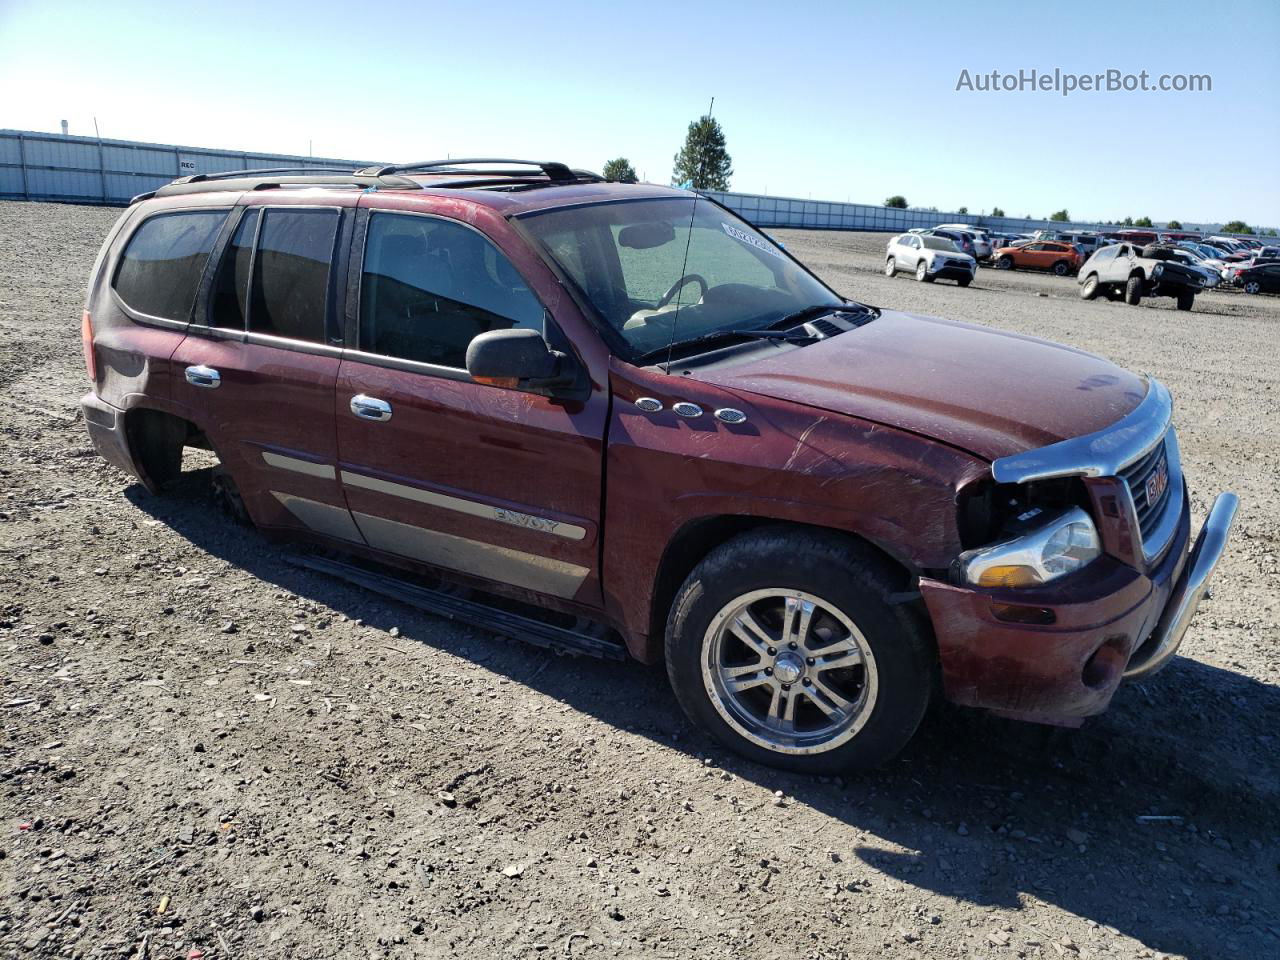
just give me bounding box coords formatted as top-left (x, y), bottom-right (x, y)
top-left (1, 0), bottom-right (1277, 225)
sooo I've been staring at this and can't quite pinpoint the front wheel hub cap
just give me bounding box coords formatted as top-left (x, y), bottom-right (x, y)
top-left (773, 652), bottom-right (804, 684)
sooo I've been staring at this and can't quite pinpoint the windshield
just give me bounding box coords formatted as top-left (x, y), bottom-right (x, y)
top-left (518, 197), bottom-right (843, 361)
top-left (921, 236), bottom-right (958, 252)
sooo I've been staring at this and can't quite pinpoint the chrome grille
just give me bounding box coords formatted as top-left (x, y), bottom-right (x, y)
top-left (1120, 438), bottom-right (1172, 540)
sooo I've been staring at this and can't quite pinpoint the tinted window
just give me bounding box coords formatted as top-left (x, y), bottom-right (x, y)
top-left (210, 209), bottom-right (259, 330)
top-left (359, 213), bottom-right (544, 368)
top-left (248, 209), bottom-right (339, 342)
top-left (113, 211), bottom-right (226, 321)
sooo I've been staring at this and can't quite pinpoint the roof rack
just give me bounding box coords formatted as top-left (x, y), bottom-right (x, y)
top-left (357, 158), bottom-right (600, 183)
top-left (143, 170), bottom-right (424, 203)
top-left (171, 166), bottom-right (357, 185)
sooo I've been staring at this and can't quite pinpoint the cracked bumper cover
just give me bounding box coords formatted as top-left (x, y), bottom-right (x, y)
top-left (919, 493), bottom-right (1237, 726)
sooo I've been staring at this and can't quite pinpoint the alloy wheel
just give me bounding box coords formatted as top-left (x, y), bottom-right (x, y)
top-left (701, 589), bottom-right (879, 755)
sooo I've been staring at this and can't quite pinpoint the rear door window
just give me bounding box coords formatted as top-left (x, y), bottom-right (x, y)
top-left (248, 209), bottom-right (340, 342)
top-left (113, 210), bottom-right (227, 321)
top-left (210, 209), bottom-right (259, 330)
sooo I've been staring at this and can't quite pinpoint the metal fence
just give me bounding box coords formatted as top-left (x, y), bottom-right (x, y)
top-left (0, 128), bottom-right (367, 206)
top-left (705, 189), bottom-right (1114, 238)
top-left (2, 128), bottom-right (1270, 240)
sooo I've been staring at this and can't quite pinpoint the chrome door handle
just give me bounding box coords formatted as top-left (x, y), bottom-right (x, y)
top-left (185, 365), bottom-right (221, 389)
top-left (350, 394), bottom-right (392, 422)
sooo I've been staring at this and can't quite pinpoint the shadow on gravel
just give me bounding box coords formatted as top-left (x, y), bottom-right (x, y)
top-left (129, 471), bottom-right (1280, 960)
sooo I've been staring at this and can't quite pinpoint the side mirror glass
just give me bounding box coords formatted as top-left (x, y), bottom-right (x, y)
top-left (466, 328), bottom-right (560, 388)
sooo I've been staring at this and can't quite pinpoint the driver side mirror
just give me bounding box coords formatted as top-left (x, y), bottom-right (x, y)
top-left (466, 328), bottom-right (564, 391)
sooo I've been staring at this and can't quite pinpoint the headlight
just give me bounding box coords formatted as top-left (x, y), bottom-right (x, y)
top-left (959, 507), bottom-right (1101, 588)
top-left (1153, 263), bottom-right (1164, 278)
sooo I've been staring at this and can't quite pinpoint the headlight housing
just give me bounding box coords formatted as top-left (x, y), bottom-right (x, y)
top-left (958, 507), bottom-right (1101, 588)
top-left (1152, 262), bottom-right (1164, 278)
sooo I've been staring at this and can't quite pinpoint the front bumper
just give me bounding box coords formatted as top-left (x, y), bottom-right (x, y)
top-left (930, 261), bottom-right (976, 280)
top-left (1123, 493), bottom-right (1237, 679)
top-left (920, 492), bottom-right (1237, 725)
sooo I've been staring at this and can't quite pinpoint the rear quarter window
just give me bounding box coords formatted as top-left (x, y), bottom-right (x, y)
top-left (112, 210), bottom-right (227, 321)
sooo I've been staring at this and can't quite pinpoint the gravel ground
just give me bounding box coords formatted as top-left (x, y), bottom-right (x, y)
top-left (1, 201), bottom-right (1277, 960)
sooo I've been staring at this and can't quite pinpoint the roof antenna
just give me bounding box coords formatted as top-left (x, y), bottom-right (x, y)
top-left (662, 97), bottom-right (714, 373)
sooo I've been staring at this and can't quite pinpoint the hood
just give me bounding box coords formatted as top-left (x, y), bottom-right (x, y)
top-left (694, 310), bottom-right (1148, 462)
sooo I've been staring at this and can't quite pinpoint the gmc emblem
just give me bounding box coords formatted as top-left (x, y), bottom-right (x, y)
top-left (1146, 457), bottom-right (1169, 506)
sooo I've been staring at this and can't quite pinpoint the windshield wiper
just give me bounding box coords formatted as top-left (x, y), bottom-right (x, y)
top-left (633, 327), bottom-right (817, 366)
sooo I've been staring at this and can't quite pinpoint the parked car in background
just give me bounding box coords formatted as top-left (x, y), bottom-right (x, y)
top-left (925, 228), bottom-right (978, 260)
top-left (1162, 247), bottom-right (1220, 288)
top-left (80, 160), bottom-right (1236, 772)
top-left (994, 240), bottom-right (1081, 275)
top-left (1234, 262), bottom-right (1280, 294)
top-left (884, 233), bottom-right (976, 285)
top-left (1116, 230), bottom-right (1158, 246)
top-left (1078, 243), bottom-right (1205, 309)
top-left (934, 224), bottom-right (993, 260)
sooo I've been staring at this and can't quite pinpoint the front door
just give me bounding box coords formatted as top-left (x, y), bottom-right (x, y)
top-left (172, 200), bottom-right (358, 542)
top-left (334, 205), bottom-right (607, 607)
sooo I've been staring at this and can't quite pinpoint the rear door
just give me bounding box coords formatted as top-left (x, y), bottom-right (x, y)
top-left (172, 198), bottom-right (359, 542)
top-left (333, 201), bottom-right (608, 607)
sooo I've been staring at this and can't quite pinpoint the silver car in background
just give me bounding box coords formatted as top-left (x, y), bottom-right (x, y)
top-left (884, 233), bottom-right (977, 285)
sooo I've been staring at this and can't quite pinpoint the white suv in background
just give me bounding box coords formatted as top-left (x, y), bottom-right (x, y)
top-left (884, 233), bottom-right (976, 285)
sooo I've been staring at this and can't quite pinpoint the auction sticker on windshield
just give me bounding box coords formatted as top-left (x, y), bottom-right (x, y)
top-left (722, 222), bottom-right (784, 258)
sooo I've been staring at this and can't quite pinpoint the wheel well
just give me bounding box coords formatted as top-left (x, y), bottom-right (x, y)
top-left (124, 408), bottom-right (201, 492)
top-left (1129, 268), bottom-right (1145, 280)
top-left (647, 516), bottom-right (915, 644)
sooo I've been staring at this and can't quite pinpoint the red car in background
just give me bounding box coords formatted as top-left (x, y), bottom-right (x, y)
top-left (994, 240), bottom-right (1082, 275)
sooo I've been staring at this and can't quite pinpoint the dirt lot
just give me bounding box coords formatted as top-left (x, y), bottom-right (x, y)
top-left (1, 202), bottom-right (1277, 960)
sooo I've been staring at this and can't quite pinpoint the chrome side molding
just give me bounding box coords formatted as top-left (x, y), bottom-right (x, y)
top-left (1123, 492), bottom-right (1239, 680)
top-left (991, 378), bottom-right (1172, 484)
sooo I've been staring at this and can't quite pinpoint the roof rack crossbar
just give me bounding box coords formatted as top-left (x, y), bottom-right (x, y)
top-left (358, 157), bottom-right (595, 182)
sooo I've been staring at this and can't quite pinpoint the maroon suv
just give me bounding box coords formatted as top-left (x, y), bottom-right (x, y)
top-left (80, 159), bottom-right (1237, 771)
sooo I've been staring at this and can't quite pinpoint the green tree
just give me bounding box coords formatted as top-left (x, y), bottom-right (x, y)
top-left (1167, 220), bottom-right (1182, 230)
top-left (602, 157), bottom-right (637, 183)
top-left (672, 114), bottom-right (732, 190)
top-left (991, 206), bottom-right (1005, 217)
top-left (1134, 216), bottom-right (1153, 228)
top-left (884, 195), bottom-right (908, 209)
top-left (1122, 216), bottom-right (1134, 226)
top-left (957, 206), bottom-right (968, 215)
top-left (1049, 209), bottom-right (1070, 222)
top-left (1221, 220), bottom-right (1251, 234)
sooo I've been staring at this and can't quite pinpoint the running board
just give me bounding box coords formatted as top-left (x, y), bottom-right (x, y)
top-left (288, 554), bottom-right (627, 661)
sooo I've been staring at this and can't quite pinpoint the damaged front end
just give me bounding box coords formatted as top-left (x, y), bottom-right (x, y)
top-left (919, 378), bottom-right (1238, 726)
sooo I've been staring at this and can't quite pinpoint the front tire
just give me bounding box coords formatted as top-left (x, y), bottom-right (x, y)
top-left (1125, 275), bottom-right (1144, 305)
top-left (915, 260), bottom-right (933, 283)
top-left (1176, 290), bottom-right (1195, 311)
top-left (997, 256), bottom-right (1014, 270)
top-left (957, 276), bottom-right (971, 287)
top-left (665, 528), bottom-right (934, 773)
top-left (1080, 274), bottom-right (1099, 300)
top-left (884, 257), bottom-right (897, 277)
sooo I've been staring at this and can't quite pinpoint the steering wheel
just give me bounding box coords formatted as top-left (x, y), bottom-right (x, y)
top-left (656, 273), bottom-right (708, 309)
